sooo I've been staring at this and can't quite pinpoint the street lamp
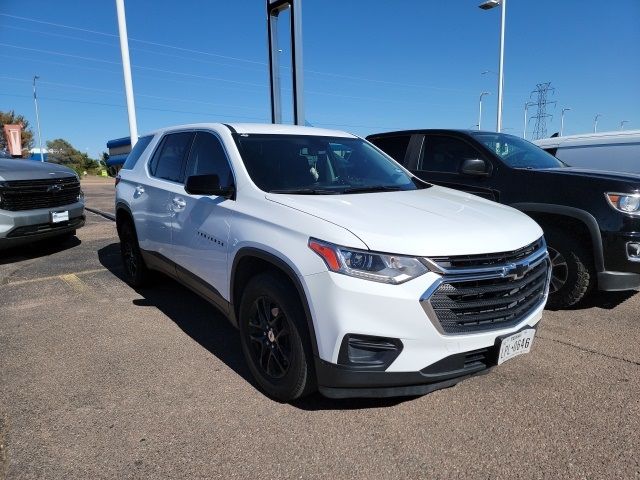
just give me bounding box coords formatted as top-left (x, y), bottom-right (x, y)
top-left (523, 101), bottom-right (535, 139)
top-left (32, 75), bottom-right (44, 162)
top-left (593, 113), bottom-right (602, 133)
top-left (560, 107), bottom-right (571, 137)
top-left (620, 120), bottom-right (629, 130)
top-left (479, 0), bottom-right (506, 132)
top-left (478, 92), bottom-right (491, 130)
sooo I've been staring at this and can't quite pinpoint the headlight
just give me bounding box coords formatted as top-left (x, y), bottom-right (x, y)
top-left (308, 238), bottom-right (429, 284)
top-left (606, 193), bottom-right (640, 214)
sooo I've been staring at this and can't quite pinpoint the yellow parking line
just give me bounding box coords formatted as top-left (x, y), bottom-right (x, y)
top-left (3, 268), bottom-right (108, 287)
top-left (59, 273), bottom-right (88, 292)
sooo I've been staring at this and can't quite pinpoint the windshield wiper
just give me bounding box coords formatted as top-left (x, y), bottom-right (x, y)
top-left (342, 185), bottom-right (403, 194)
top-left (269, 188), bottom-right (339, 195)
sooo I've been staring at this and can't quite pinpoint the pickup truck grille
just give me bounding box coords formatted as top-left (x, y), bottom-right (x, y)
top-left (422, 239), bottom-right (550, 335)
top-left (0, 176), bottom-right (80, 211)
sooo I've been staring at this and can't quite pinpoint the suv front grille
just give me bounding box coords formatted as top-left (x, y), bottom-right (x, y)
top-left (0, 176), bottom-right (80, 211)
top-left (430, 238), bottom-right (544, 269)
top-left (422, 239), bottom-right (550, 335)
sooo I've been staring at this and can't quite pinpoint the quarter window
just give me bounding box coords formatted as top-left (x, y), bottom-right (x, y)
top-left (185, 132), bottom-right (233, 187)
top-left (122, 135), bottom-right (153, 170)
top-left (370, 135), bottom-right (411, 164)
top-left (420, 135), bottom-right (481, 173)
top-left (149, 132), bottom-right (194, 182)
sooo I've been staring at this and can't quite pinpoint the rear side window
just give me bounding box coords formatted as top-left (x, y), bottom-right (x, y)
top-left (122, 135), bottom-right (153, 170)
top-left (184, 132), bottom-right (234, 187)
top-left (419, 135), bottom-right (480, 173)
top-left (555, 143), bottom-right (640, 174)
top-left (149, 132), bottom-right (194, 182)
top-left (369, 135), bottom-right (411, 163)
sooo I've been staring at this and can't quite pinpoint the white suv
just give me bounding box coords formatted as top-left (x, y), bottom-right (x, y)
top-left (115, 123), bottom-right (551, 401)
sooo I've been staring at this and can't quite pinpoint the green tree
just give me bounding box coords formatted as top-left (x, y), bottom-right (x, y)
top-left (46, 138), bottom-right (98, 175)
top-left (0, 110), bottom-right (35, 157)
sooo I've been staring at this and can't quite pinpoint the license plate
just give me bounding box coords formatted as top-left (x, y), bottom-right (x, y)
top-left (497, 329), bottom-right (535, 365)
top-left (51, 211), bottom-right (69, 223)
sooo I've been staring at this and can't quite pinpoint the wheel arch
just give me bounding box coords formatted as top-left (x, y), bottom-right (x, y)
top-left (230, 248), bottom-right (319, 357)
top-left (115, 202), bottom-right (134, 235)
top-left (511, 202), bottom-right (604, 272)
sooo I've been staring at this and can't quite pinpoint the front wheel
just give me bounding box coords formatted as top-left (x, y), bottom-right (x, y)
top-left (545, 227), bottom-right (595, 309)
top-left (239, 273), bottom-right (315, 401)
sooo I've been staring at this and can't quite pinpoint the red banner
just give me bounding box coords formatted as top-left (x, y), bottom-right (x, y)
top-left (3, 124), bottom-right (23, 157)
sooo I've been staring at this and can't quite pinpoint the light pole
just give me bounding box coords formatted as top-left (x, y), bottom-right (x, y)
top-left (523, 101), bottom-right (535, 139)
top-left (620, 120), bottom-right (629, 130)
top-left (478, 92), bottom-right (490, 130)
top-left (115, 0), bottom-right (138, 147)
top-left (560, 107), bottom-right (571, 136)
top-left (593, 113), bottom-right (602, 133)
top-left (32, 75), bottom-right (44, 162)
top-left (479, 0), bottom-right (506, 132)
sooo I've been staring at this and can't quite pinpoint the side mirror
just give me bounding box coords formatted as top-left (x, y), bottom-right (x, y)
top-left (460, 158), bottom-right (490, 177)
top-left (185, 174), bottom-right (234, 197)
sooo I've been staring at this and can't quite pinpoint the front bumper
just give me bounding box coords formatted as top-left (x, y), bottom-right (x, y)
top-left (599, 230), bottom-right (640, 291)
top-left (303, 266), bottom-right (546, 398)
top-left (0, 201), bottom-right (85, 249)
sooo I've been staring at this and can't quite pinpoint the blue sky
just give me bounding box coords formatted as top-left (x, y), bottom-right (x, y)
top-left (1, 0), bottom-right (639, 159)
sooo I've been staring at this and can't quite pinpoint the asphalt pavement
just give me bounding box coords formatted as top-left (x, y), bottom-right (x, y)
top-left (0, 178), bottom-right (638, 479)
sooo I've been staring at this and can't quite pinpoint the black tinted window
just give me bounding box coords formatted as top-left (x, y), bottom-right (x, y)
top-left (369, 135), bottom-right (411, 163)
top-left (149, 132), bottom-right (194, 182)
top-left (122, 135), bottom-right (153, 170)
top-left (236, 134), bottom-right (423, 194)
top-left (185, 132), bottom-right (233, 187)
top-left (420, 135), bottom-right (480, 173)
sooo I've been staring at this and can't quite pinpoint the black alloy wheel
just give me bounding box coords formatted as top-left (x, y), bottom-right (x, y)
top-left (247, 296), bottom-right (292, 379)
top-left (119, 220), bottom-right (149, 288)
top-left (239, 273), bottom-right (315, 401)
top-left (548, 246), bottom-right (569, 294)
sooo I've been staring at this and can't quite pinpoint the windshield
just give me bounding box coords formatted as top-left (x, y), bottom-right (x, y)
top-left (235, 134), bottom-right (425, 194)
top-left (471, 132), bottom-right (565, 169)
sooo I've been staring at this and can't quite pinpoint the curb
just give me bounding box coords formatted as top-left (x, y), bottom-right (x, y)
top-left (85, 207), bottom-right (116, 222)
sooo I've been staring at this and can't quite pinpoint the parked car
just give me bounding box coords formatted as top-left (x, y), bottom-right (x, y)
top-left (534, 130), bottom-right (640, 174)
top-left (115, 123), bottom-right (550, 401)
top-left (367, 129), bottom-right (640, 308)
top-left (0, 158), bottom-right (85, 250)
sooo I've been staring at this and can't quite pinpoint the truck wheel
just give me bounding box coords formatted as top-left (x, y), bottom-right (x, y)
top-left (118, 220), bottom-right (150, 288)
top-left (239, 273), bottom-right (315, 401)
top-left (545, 227), bottom-right (594, 309)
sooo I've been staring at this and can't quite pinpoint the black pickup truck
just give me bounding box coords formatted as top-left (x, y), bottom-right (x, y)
top-left (367, 129), bottom-right (640, 308)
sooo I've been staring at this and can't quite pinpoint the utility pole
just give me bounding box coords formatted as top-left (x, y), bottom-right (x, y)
top-left (115, 0), bottom-right (138, 147)
top-left (593, 113), bottom-right (602, 133)
top-left (523, 101), bottom-right (535, 139)
top-left (620, 120), bottom-right (629, 130)
top-left (32, 76), bottom-right (44, 162)
top-left (530, 82), bottom-right (556, 140)
top-left (560, 107), bottom-right (571, 137)
top-left (479, 0), bottom-right (507, 132)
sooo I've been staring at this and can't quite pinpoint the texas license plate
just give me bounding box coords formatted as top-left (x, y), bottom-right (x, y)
top-left (497, 329), bottom-right (535, 365)
top-left (51, 211), bottom-right (69, 223)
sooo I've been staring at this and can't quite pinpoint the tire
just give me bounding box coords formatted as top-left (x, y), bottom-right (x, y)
top-left (545, 226), bottom-right (595, 309)
top-left (239, 273), bottom-right (315, 401)
top-left (118, 219), bottom-right (150, 288)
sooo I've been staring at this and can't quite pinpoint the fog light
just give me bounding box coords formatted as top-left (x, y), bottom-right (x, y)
top-left (337, 334), bottom-right (403, 369)
top-left (627, 242), bottom-right (640, 261)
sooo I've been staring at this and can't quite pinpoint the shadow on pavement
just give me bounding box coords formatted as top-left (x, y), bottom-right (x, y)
top-left (97, 242), bottom-right (414, 411)
top-left (546, 289), bottom-right (637, 312)
top-left (0, 235), bottom-right (81, 265)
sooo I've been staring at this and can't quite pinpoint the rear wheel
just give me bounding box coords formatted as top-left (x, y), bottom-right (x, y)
top-left (239, 273), bottom-right (315, 401)
top-left (118, 219), bottom-right (150, 288)
top-left (545, 226), bottom-right (594, 309)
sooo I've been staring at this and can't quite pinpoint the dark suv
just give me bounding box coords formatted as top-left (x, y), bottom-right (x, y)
top-left (367, 129), bottom-right (640, 308)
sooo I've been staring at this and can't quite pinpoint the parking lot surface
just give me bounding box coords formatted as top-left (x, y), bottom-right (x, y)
top-left (1, 179), bottom-right (639, 479)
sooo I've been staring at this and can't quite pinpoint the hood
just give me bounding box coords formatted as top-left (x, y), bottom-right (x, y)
top-left (0, 159), bottom-right (77, 182)
top-left (540, 167), bottom-right (640, 183)
top-left (266, 187), bottom-right (543, 257)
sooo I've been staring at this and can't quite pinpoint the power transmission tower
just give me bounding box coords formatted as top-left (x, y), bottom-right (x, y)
top-left (530, 82), bottom-right (557, 140)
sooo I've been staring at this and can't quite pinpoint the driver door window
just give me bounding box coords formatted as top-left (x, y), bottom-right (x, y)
top-left (419, 135), bottom-right (481, 174)
top-left (185, 132), bottom-right (234, 188)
